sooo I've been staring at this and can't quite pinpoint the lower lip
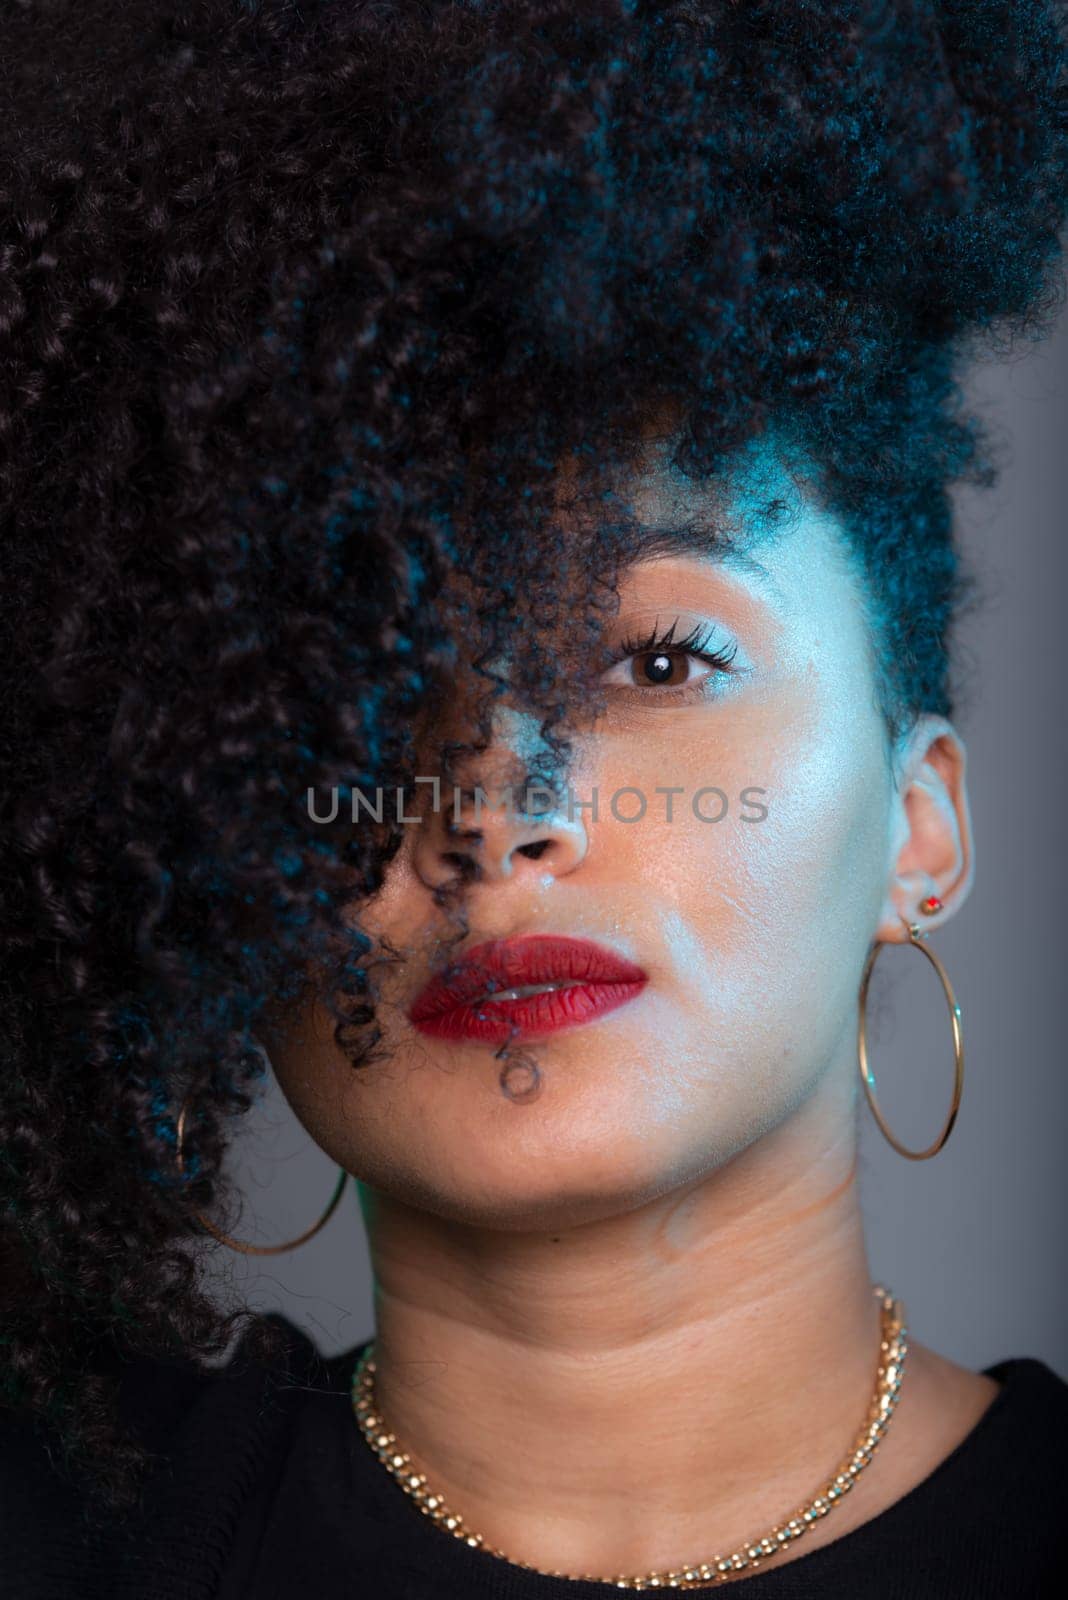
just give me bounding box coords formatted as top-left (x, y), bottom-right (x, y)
top-left (411, 979), bottom-right (647, 1044)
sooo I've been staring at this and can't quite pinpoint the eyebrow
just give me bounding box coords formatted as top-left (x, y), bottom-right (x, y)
top-left (622, 521), bottom-right (781, 598)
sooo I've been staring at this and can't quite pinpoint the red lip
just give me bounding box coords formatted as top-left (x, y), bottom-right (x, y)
top-left (409, 934), bottom-right (648, 1045)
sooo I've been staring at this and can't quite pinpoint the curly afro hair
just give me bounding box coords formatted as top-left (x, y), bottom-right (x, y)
top-left (1, 0), bottom-right (1066, 1523)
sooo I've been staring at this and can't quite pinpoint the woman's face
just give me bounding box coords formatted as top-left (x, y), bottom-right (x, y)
top-left (265, 437), bottom-right (966, 1230)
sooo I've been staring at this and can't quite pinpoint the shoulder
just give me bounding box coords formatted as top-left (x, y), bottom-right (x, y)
top-left (913, 1343), bottom-right (1068, 1488)
top-left (915, 1351), bottom-right (1068, 1587)
top-left (0, 1313), bottom-right (341, 1600)
top-left (963, 1355), bottom-right (1068, 1585)
top-left (111, 1310), bottom-right (333, 1452)
top-left (980, 1352), bottom-right (1068, 1439)
top-left (905, 1338), bottom-right (1068, 1441)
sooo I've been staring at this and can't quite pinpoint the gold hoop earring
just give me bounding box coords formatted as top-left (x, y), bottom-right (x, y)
top-left (175, 1093), bottom-right (350, 1255)
top-left (858, 918), bottom-right (964, 1161)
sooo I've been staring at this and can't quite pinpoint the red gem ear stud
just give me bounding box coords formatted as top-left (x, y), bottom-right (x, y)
top-left (919, 895), bottom-right (943, 915)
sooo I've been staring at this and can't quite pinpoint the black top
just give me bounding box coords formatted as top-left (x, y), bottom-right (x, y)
top-left (3, 1312), bottom-right (1067, 1599)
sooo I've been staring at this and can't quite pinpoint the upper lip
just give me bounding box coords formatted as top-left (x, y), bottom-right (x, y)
top-left (408, 934), bottom-right (648, 1022)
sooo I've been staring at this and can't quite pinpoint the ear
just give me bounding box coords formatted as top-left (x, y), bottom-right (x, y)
top-left (875, 715), bottom-right (975, 945)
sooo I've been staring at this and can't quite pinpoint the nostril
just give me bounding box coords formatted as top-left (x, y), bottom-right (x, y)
top-left (439, 851), bottom-right (482, 884)
top-left (516, 840), bottom-right (551, 860)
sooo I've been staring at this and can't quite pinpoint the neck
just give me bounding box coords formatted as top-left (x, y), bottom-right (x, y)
top-left (358, 1071), bottom-right (884, 1578)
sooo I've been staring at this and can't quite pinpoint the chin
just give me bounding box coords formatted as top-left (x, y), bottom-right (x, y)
top-left (369, 1126), bottom-right (702, 1233)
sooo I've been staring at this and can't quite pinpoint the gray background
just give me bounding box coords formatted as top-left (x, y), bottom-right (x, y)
top-left (203, 297), bottom-right (1068, 1380)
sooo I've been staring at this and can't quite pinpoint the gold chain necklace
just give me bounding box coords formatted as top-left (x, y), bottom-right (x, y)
top-left (350, 1282), bottom-right (907, 1590)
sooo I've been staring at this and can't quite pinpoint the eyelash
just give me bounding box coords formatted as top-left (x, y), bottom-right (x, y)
top-left (605, 618), bottom-right (739, 699)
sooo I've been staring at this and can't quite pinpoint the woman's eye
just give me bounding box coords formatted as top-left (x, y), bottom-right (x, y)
top-left (600, 647), bottom-right (730, 695)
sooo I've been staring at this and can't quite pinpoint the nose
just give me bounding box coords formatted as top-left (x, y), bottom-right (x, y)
top-left (411, 707), bottom-right (589, 891)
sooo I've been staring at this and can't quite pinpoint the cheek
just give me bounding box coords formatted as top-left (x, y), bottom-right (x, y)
top-left (588, 670), bottom-right (883, 913)
top-left (691, 657), bottom-right (891, 912)
top-left (599, 676), bottom-right (889, 1067)
top-left (266, 1004), bottom-right (441, 1201)
top-left (263, 1000), bottom-right (346, 1142)
top-left (724, 679), bottom-right (892, 1057)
